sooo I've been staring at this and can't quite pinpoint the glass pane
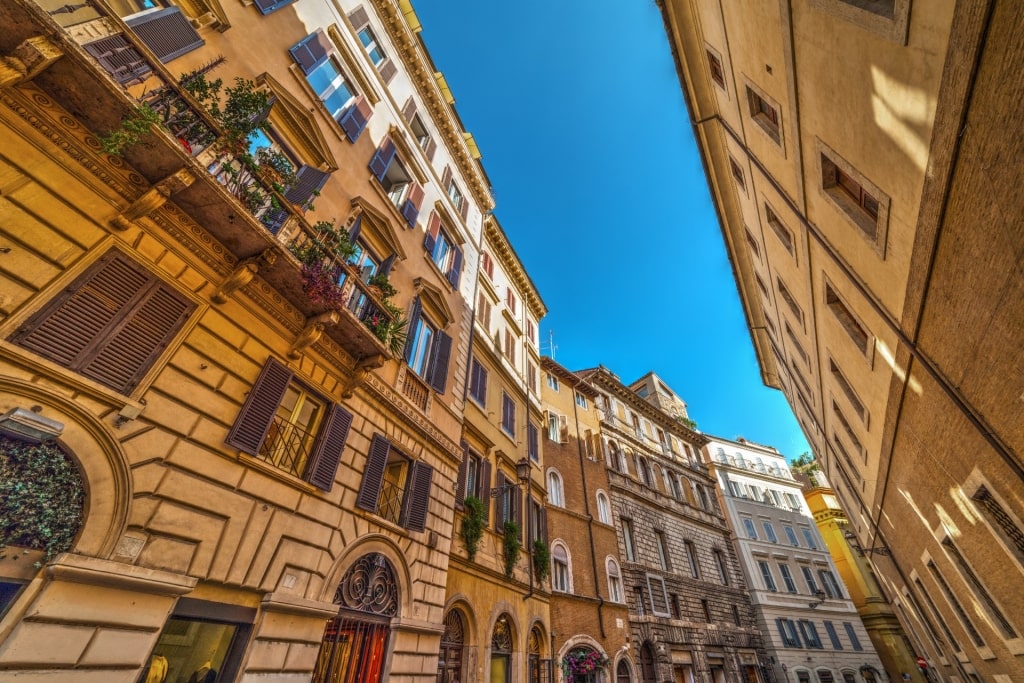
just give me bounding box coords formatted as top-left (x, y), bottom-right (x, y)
top-left (142, 618), bottom-right (238, 683)
top-left (410, 320), bottom-right (434, 376)
top-left (307, 60), bottom-right (342, 99)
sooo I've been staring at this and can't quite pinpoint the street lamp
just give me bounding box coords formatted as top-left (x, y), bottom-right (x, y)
top-left (842, 529), bottom-right (891, 556)
top-left (808, 589), bottom-right (827, 609)
top-left (490, 457), bottom-right (532, 496)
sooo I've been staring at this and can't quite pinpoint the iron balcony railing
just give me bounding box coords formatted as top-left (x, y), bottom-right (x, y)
top-left (258, 414), bottom-right (315, 478)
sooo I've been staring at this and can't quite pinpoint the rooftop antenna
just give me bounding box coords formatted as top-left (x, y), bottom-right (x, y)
top-left (543, 330), bottom-right (558, 360)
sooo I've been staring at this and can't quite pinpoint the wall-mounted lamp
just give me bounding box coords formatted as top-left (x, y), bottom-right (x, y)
top-left (843, 529), bottom-right (891, 556)
top-left (490, 457), bottom-right (531, 497)
top-left (808, 589), bottom-right (827, 609)
top-left (0, 406), bottom-right (64, 443)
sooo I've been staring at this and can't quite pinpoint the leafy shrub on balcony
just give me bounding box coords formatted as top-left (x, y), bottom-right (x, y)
top-left (532, 538), bottom-right (550, 583)
top-left (0, 436), bottom-right (85, 562)
top-left (459, 495), bottom-right (485, 561)
top-left (502, 520), bottom-right (521, 578)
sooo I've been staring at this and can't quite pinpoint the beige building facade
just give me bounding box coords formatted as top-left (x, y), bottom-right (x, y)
top-left (660, 1), bottom-right (1024, 681)
top-left (0, 0), bottom-right (495, 681)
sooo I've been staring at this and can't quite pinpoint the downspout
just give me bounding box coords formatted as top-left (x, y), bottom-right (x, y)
top-left (572, 380), bottom-right (606, 639)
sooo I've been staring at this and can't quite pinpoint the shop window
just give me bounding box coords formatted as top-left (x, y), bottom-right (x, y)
top-left (141, 598), bottom-right (254, 683)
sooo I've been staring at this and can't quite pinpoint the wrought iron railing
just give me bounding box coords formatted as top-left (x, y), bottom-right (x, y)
top-left (258, 414), bottom-right (314, 478)
top-left (377, 479), bottom-right (403, 525)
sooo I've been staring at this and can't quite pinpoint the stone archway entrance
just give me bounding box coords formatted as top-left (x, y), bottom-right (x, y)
top-left (437, 608), bottom-right (466, 683)
top-left (313, 553), bottom-right (398, 683)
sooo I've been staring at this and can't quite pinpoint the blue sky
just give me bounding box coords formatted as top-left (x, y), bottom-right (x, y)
top-left (414, 1), bottom-right (811, 460)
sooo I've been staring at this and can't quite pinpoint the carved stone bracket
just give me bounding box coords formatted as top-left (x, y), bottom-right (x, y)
top-left (288, 311), bottom-right (339, 360)
top-left (341, 354), bottom-right (386, 398)
top-left (110, 169), bottom-right (196, 231)
top-left (0, 37), bottom-right (63, 88)
top-left (212, 249), bottom-right (277, 304)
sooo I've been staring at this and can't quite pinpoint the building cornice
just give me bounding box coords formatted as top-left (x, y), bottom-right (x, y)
top-left (484, 216), bottom-right (547, 319)
top-left (540, 356), bottom-right (599, 398)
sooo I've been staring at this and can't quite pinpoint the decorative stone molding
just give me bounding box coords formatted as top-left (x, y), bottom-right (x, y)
top-left (0, 37), bottom-right (63, 87)
top-left (363, 371), bottom-right (461, 462)
top-left (212, 249), bottom-right (277, 304)
top-left (341, 354), bottom-right (386, 398)
top-left (289, 311), bottom-right (339, 360)
top-left (110, 168), bottom-right (196, 231)
top-left (46, 553), bottom-right (196, 596)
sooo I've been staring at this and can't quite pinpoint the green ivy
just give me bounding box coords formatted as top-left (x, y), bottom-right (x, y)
top-left (0, 436), bottom-right (85, 561)
top-left (502, 519), bottom-right (521, 578)
top-left (533, 538), bottom-right (550, 582)
top-left (460, 495), bottom-right (485, 561)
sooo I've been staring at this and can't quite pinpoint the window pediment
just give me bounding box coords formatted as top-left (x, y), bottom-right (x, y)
top-left (349, 197), bottom-right (407, 261)
top-left (413, 277), bottom-right (453, 328)
top-left (257, 72), bottom-right (337, 171)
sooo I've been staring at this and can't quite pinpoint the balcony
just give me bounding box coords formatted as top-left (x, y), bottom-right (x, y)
top-left (2, 0), bottom-right (398, 363)
top-left (711, 451), bottom-right (794, 481)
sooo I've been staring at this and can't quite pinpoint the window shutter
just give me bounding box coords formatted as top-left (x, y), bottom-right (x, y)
top-left (776, 619), bottom-right (789, 646)
top-left (441, 166), bottom-right (453, 189)
top-left (427, 330), bottom-right (452, 393)
top-left (455, 442), bottom-right (469, 510)
top-left (423, 137), bottom-right (437, 163)
top-left (284, 165), bottom-right (330, 209)
top-left (540, 506), bottom-right (548, 543)
top-left (459, 195), bottom-right (469, 221)
top-left (401, 97), bottom-right (417, 122)
top-left (479, 459), bottom-right (492, 523)
top-left (289, 30), bottom-right (333, 74)
top-left (339, 95), bottom-right (372, 142)
top-left (83, 35), bottom-right (149, 85)
top-left (423, 211), bottom-right (441, 254)
top-left (378, 254), bottom-right (396, 277)
top-left (369, 138), bottom-right (397, 181)
top-left (559, 414), bottom-right (569, 443)
top-left (347, 214), bottom-right (363, 243)
top-left (402, 296), bottom-right (422, 362)
top-left (127, 7), bottom-right (204, 64)
top-left (527, 422), bottom-right (538, 461)
top-left (379, 59), bottom-right (398, 84)
top-left (356, 434), bottom-right (391, 512)
top-left (226, 358), bottom-right (294, 455)
top-left (494, 472), bottom-right (507, 531)
top-left (400, 460), bottom-right (433, 532)
top-left (400, 182), bottom-right (424, 228)
top-left (515, 488), bottom-right (523, 529)
top-left (80, 281), bottom-right (193, 393)
top-left (304, 403), bottom-right (353, 490)
top-left (253, 0), bottom-right (296, 14)
top-left (348, 6), bottom-right (370, 30)
top-left (446, 247), bottom-right (463, 289)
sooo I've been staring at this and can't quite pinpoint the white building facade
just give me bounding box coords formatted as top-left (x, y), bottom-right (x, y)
top-left (704, 437), bottom-right (886, 683)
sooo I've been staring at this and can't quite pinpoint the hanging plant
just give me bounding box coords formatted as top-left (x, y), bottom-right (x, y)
top-left (560, 648), bottom-right (611, 683)
top-left (532, 538), bottom-right (550, 582)
top-left (460, 495), bottom-right (485, 561)
top-left (99, 103), bottom-right (162, 155)
top-left (0, 435), bottom-right (86, 561)
top-left (502, 519), bottom-right (521, 578)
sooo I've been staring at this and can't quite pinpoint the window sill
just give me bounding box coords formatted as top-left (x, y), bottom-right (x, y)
top-left (239, 453), bottom-right (321, 495)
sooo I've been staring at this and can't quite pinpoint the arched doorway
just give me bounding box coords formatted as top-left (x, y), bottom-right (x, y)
top-left (562, 646), bottom-right (604, 683)
top-left (639, 642), bottom-right (657, 683)
top-left (313, 553), bottom-right (399, 683)
top-left (528, 625), bottom-right (551, 683)
top-left (490, 614), bottom-right (514, 683)
top-left (616, 660), bottom-right (632, 683)
top-left (437, 608), bottom-right (466, 683)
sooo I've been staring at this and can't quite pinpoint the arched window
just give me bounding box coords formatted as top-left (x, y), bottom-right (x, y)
top-left (551, 542), bottom-right (572, 593)
top-left (637, 457), bottom-right (651, 487)
top-left (596, 491), bottom-right (612, 524)
top-left (491, 614), bottom-right (514, 683)
top-left (606, 557), bottom-right (623, 603)
top-left (438, 608), bottom-right (466, 683)
top-left (547, 469), bottom-right (565, 507)
top-left (528, 625), bottom-right (550, 683)
top-left (617, 660), bottom-right (632, 683)
top-left (315, 553), bottom-right (399, 683)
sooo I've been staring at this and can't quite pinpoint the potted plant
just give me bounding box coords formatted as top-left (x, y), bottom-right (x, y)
top-left (367, 272), bottom-right (397, 300)
top-left (460, 496), bottom-right (485, 561)
top-left (560, 649), bottom-right (611, 683)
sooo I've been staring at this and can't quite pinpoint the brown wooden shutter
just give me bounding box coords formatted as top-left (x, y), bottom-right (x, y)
top-left (455, 442), bottom-right (469, 510)
top-left (427, 330), bottom-right (452, 393)
top-left (304, 403), bottom-right (353, 490)
top-left (284, 165), bottom-right (330, 209)
top-left (12, 250), bottom-right (193, 395)
top-left (558, 415), bottom-right (569, 444)
top-left (441, 166), bottom-right (453, 189)
top-left (379, 59), bottom-right (398, 84)
top-left (479, 459), bottom-right (492, 524)
top-left (540, 505), bottom-right (548, 543)
top-left (356, 433), bottom-right (391, 512)
top-left (83, 35), bottom-right (150, 85)
top-left (423, 137), bottom-right (437, 163)
top-left (459, 195), bottom-right (469, 221)
top-left (401, 97), bottom-right (417, 122)
top-left (127, 7), bottom-right (204, 64)
top-left (494, 471), bottom-right (507, 531)
top-left (400, 460), bottom-right (433, 532)
top-left (348, 6), bottom-right (370, 30)
top-left (226, 358), bottom-right (294, 455)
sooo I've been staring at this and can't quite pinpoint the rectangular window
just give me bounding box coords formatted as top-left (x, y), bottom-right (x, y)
top-left (730, 156), bottom-right (746, 192)
top-left (746, 229), bottom-right (762, 260)
top-left (462, 450), bottom-right (480, 503)
top-left (634, 586), bottom-right (647, 616)
top-left (785, 493), bottom-right (803, 510)
top-left (469, 357), bottom-right (487, 406)
top-left (505, 288), bottom-right (517, 315)
top-left (825, 282), bottom-right (870, 355)
top-left (707, 49), bottom-right (725, 88)
top-left (821, 149), bottom-right (885, 242)
top-left (481, 251), bottom-right (494, 279)
top-left (227, 358), bottom-right (353, 491)
top-left (684, 541), bottom-right (700, 578)
top-left (765, 203), bottom-right (794, 254)
top-left (423, 212), bottom-right (463, 287)
top-left (776, 618), bottom-right (801, 648)
top-left (776, 277), bottom-right (804, 326)
top-left (503, 329), bottom-right (516, 364)
top-left (830, 358), bottom-right (867, 423)
top-left (801, 566), bottom-right (820, 594)
top-left (746, 85), bottom-right (781, 144)
top-left (527, 361), bottom-right (538, 394)
top-left (290, 31), bottom-right (369, 142)
top-left (972, 485), bottom-right (1024, 566)
top-left (818, 569), bottom-right (843, 600)
top-left (742, 518), bottom-right (758, 540)
top-left (779, 564), bottom-right (798, 593)
top-left (526, 319), bottom-right (536, 344)
top-left (670, 593), bottom-right (681, 620)
top-left (405, 300), bottom-right (453, 393)
top-left (546, 412), bottom-right (567, 443)
top-left (527, 422), bottom-right (539, 463)
top-left (12, 250), bottom-right (195, 395)
top-left (843, 622), bottom-right (864, 651)
top-left (622, 519), bottom-right (636, 562)
top-left (546, 373), bottom-right (560, 391)
top-left (762, 521), bottom-right (779, 543)
top-left (476, 292), bottom-right (492, 330)
top-left (927, 559), bottom-right (986, 647)
top-left (408, 112), bottom-right (434, 158)
top-left (799, 620), bottom-right (823, 649)
top-left (714, 550), bottom-right (730, 585)
top-left (755, 272), bottom-right (770, 299)
top-left (575, 392), bottom-right (589, 409)
top-left (832, 401), bottom-right (864, 456)
top-left (655, 531), bottom-right (671, 571)
top-left (145, 599), bottom-right (254, 683)
top-left (647, 574), bottom-right (671, 617)
top-left (758, 561), bottom-right (777, 591)
top-left (824, 621), bottom-right (843, 649)
top-left (355, 433), bottom-right (434, 531)
top-left (501, 392), bottom-right (516, 436)
top-left (785, 322), bottom-right (809, 366)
